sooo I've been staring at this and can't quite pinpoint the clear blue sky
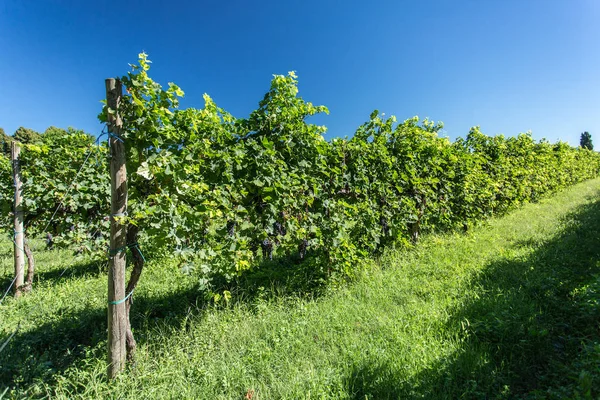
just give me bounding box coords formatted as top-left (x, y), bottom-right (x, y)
top-left (0, 0), bottom-right (598, 144)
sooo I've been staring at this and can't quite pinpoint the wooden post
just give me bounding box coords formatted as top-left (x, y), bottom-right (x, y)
top-left (11, 142), bottom-right (24, 297)
top-left (105, 78), bottom-right (128, 379)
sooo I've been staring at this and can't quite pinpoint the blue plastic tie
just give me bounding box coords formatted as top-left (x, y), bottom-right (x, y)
top-left (109, 289), bottom-right (134, 305)
top-left (108, 245), bottom-right (127, 256)
top-left (130, 243), bottom-right (146, 263)
top-left (108, 131), bottom-right (124, 143)
top-left (11, 237), bottom-right (25, 254)
top-left (108, 243), bottom-right (146, 262)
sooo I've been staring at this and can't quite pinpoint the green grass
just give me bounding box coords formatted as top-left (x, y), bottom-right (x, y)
top-left (2, 179), bottom-right (600, 399)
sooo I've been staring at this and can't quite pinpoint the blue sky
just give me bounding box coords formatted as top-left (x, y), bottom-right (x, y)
top-left (0, 0), bottom-right (598, 144)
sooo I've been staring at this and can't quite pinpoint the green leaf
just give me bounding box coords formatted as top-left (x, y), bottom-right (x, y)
top-left (137, 162), bottom-right (153, 180)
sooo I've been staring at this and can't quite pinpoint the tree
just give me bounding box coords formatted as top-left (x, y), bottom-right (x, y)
top-left (0, 128), bottom-right (12, 155)
top-left (14, 127), bottom-right (42, 144)
top-left (580, 131), bottom-right (593, 150)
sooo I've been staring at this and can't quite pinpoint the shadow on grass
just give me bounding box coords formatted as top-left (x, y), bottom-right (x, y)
top-left (0, 305), bottom-right (106, 391)
top-left (345, 360), bottom-right (405, 400)
top-left (0, 274), bottom-right (14, 292)
top-left (0, 252), bottom-right (327, 394)
top-left (217, 254), bottom-right (329, 301)
top-left (0, 285), bottom-right (207, 393)
top-left (0, 256), bottom-right (105, 293)
top-left (345, 199), bottom-right (600, 399)
top-left (34, 259), bottom-right (107, 283)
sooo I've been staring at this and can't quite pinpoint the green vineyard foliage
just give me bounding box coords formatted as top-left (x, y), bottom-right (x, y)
top-left (3, 53), bottom-right (600, 286)
top-left (1, 127), bottom-right (110, 253)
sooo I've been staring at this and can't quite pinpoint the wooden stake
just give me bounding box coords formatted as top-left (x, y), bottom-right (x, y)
top-left (11, 141), bottom-right (24, 297)
top-left (105, 78), bottom-right (128, 379)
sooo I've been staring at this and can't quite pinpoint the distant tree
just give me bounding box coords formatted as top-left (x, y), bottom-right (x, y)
top-left (580, 131), bottom-right (593, 150)
top-left (13, 127), bottom-right (42, 144)
top-left (0, 127), bottom-right (12, 155)
top-left (0, 127), bottom-right (43, 155)
top-left (43, 126), bottom-right (67, 137)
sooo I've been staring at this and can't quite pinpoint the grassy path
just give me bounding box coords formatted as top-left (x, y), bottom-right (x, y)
top-left (2, 179), bottom-right (600, 399)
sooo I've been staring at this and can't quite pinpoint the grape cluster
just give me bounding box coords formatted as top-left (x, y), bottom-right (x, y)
top-left (226, 220), bottom-right (235, 237)
top-left (380, 216), bottom-right (389, 236)
top-left (337, 183), bottom-right (351, 195)
top-left (273, 221), bottom-right (286, 236)
top-left (298, 239), bottom-right (308, 260)
top-left (45, 233), bottom-right (54, 249)
top-left (261, 238), bottom-right (273, 260)
top-left (249, 240), bottom-right (259, 255)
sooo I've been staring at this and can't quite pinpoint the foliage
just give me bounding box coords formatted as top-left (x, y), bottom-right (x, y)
top-left (13, 127), bottom-right (42, 145)
top-left (580, 131), bottom-right (593, 150)
top-left (0, 154), bottom-right (12, 228)
top-left (0, 127), bottom-right (12, 156)
top-left (2, 53), bottom-right (600, 286)
top-left (0, 127), bottom-right (110, 253)
top-left (96, 53), bottom-right (600, 285)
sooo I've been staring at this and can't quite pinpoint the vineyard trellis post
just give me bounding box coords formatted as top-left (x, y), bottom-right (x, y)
top-left (11, 141), bottom-right (24, 297)
top-left (105, 78), bottom-right (128, 379)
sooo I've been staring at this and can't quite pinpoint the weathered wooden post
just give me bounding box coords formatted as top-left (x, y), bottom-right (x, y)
top-left (105, 78), bottom-right (128, 379)
top-left (11, 141), bottom-right (24, 297)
